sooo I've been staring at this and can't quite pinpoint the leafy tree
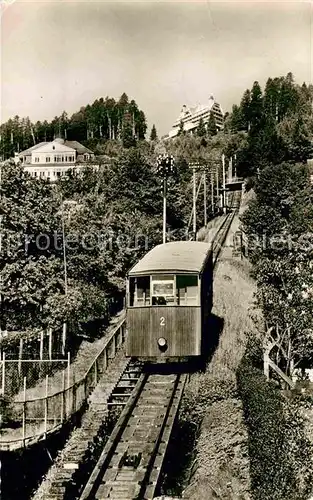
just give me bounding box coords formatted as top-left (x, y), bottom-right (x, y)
top-left (242, 162), bottom-right (313, 374)
top-left (197, 117), bottom-right (206, 137)
top-left (0, 160), bottom-right (63, 330)
top-left (249, 81), bottom-right (264, 132)
top-left (121, 120), bottom-right (136, 148)
top-left (177, 120), bottom-right (184, 136)
top-left (229, 104), bottom-right (245, 132)
top-left (277, 114), bottom-right (313, 163)
top-left (207, 111), bottom-right (217, 136)
top-left (239, 89), bottom-right (251, 131)
top-left (150, 124), bottom-right (158, 141)
top-left (278, 72), bottom-right (298, 121)
top-left (264, 77), bottom-right (281, 121)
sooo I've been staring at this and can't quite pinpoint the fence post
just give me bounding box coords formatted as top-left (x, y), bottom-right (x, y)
top-left (22, 376), bottom-right (26, 447)
top-left (72, 372), bottom-right (76, 414)
top-left (67, 352), bottom-right (71, 417)
top-left (111, 335), bottom-right (116, 359)
top-left (48, 329), bottom-right (53, 360)
top-left (18, 338), bottom-right (23, 376)
top-left (44, 375), bottom-right (48, 439)
top-left (118, 326), bottom-right (122, 347)
top-left (61, 369), bottom-right (65, 423)
top-left (67, 352), bottom-right (71, 388)
top-left (94, 360), bottom-right (98, 387)
top-left (103, 347), bottom-right (108, 372)
top-left (62, 323), bottom-right (67, 356)
top-left (40, 331), bottom-right (44, 360)
top-left (1, 352), bottom-right (5, 396)
top-left (264, 350), bottom-right (270, 380)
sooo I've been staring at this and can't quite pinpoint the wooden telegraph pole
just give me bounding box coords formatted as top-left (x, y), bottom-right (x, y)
top-left (189, 160), bottom-right (221, 236)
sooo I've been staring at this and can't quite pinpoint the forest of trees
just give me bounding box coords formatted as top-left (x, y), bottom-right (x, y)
top-left (226, 72), bottom-right (313, 176)
top-left (239, 73), bottom-right (313, 376)
top-left (1, 71), bottom-right (313, 338)
top-left (0, 92), bottom-right (147, 159)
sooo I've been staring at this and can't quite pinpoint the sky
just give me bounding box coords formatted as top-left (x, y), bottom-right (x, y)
top-left (1, 0), bottom-right (312, 136)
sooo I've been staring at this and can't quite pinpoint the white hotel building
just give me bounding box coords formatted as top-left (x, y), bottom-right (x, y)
top-left (168, 95), bottom-right (224, 138)
top-left (17, 138), bottom-right (95, 180)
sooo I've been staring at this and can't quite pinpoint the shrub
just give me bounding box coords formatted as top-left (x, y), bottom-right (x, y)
top-left (237, 358), bottom-right (313, 500)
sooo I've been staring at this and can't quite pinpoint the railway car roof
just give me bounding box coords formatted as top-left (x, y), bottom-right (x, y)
top-left (129, 241), bottom-right (212, 275)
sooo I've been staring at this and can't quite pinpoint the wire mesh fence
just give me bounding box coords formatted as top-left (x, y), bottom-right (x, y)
top-left (0, 317), bottom-right (126, 450)
top-left (0, 358), bottom-right (69, 399)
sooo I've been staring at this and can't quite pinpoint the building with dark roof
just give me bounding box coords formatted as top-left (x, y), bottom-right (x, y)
top-left (17, 138), bottom-right (95, 180)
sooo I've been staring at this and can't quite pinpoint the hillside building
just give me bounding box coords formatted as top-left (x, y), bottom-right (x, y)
top-left (17, 138), bottom-right (95, 180)
top-left (168, 95), bottom-right (224, 138)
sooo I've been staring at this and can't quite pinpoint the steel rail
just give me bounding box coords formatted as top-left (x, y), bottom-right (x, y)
top-left (79, 373), bottom-right (187, 500)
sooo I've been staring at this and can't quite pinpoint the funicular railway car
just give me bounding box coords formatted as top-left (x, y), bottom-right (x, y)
top-left (126, 241), bottom-right (213, 359)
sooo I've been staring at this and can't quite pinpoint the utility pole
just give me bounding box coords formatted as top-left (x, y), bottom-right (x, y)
top-left (222, 154), bottom-right (226, 214)
top-left (163, 176), bottom-right (167, 244)
top-left (58, 198), bottom-right (68, 296)
top-left (156, 154), bottom-right (175, 244)
top-left (193, 166), bottom-right (197, 237)
top-left (228, 157), bottom-right (232, 183)
top-left (203, 172), bottom-right (207, 226)
top-left (216, 167), bottom-right (219, 212)
top-left (211, 171), bottom-right (214, 215)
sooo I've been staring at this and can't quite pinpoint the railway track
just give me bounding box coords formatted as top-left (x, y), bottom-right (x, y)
top-left (212, 206), bottom-right (238, 265)
top-left (77, 193), bottom-right (240, 500)
top-left (79, 372), bottom-right (187, 500)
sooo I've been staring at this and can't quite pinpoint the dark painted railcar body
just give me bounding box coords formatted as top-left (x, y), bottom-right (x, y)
top-left (126, 241), bottom-right (213, 359)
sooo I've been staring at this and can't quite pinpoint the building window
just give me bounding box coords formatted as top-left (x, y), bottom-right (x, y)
top-left (46, 157), bottom-right (50, 162)
top-left (62, 156), bottom-right (64, 162)
top-left (35, 157), bottom-right (39, 163)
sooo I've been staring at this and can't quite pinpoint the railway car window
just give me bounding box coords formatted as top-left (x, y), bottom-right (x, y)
top-left (151, 275), bottom-right (175, 306)
top-left (129, 278), bottom-right (135, 306)
top-left (129, 276), bottom-right (151, 306)
top-left (176, 275), bottom-right (199, 305)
